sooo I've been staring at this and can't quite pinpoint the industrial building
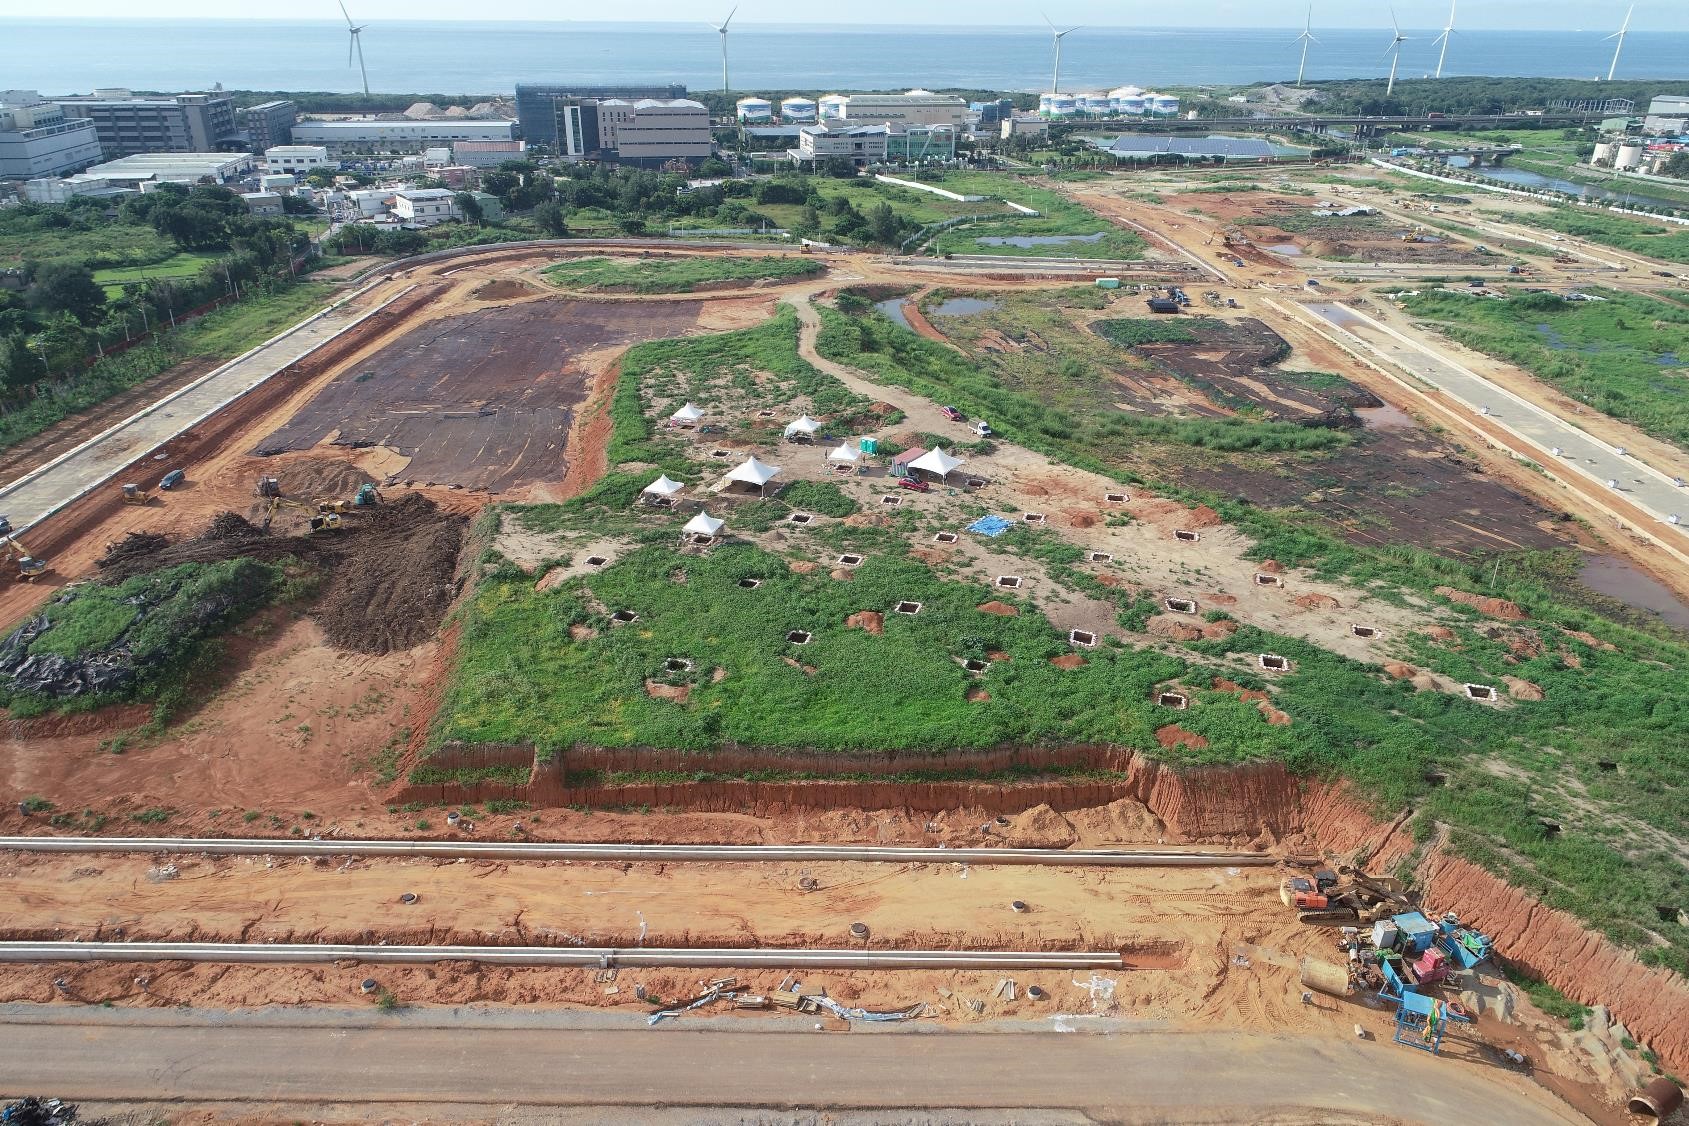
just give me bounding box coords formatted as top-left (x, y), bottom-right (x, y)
top-left (1105, 135), bottom-right (1272, 162)
top-left (242, 190), bottom-right (284, 216)
top-left (55, 90), bottom-right (240, 156)
top-left (1001, 115), bottom-right (1049, 139)
top-left (1644, 95), bottom-right (1689, 135)
top-left (554, 98), bottom-right (712, 167)
top-left (514, 83), bottom-right (687, 147)
top-left (78, 151), bottom-right (255, 185)
top-left (0, 91), bottom-right (103, 180)
top-left (391, 186), bottom-right (460, 227)
top-left (970, 98), bottom-right (1016, 128)
top-left (451, 139), bottom-right (527, 167)
top-left (288, 119), bottom-right (516, 156)
top-left (793, 121), bottom-right (955, 166)
top-left (242, 100), bottom-right (298, 153)
top-left (817, 90), bottom-right (967, 128)
top-left (264, 145), bottom-right (332, 174)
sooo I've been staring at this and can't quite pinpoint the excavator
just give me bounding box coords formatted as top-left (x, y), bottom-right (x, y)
top-left (0, 516), bottom-right (47, 581)
top-left (1282, 865), bottom-right (1411, 926)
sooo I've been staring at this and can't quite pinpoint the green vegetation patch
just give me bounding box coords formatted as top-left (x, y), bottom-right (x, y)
top-left (1528, 210), bottom-right (1689, 265)
top-left (542, 254), bottom-right (823, 294)
top-left (1401, 287), bottom-right (1689, 447)
top-left (927, 173), bottom-right (1146, 260)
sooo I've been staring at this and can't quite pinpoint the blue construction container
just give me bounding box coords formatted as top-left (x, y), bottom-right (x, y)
top-left (1392, 912), bottom-right (1439, 955)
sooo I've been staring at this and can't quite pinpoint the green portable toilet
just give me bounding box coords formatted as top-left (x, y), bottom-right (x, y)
top-left (859, 437), bottom-right (879, 455)
top-left (1095, 277), bottom-right (1121, 289)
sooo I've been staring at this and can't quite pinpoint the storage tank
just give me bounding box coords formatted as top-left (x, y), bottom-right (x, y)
top-left (1150, 94), bottom-right (1181, 116)
top-left (781, 97), bottom-right (817, 122)
top-left (736, 97), bottom-right (773, 122)
top-left (1592, 141), bottom-right (1616, 165)
top-left (1118, 94), bottom-right (1147, 115)
top-left (1044, 94), bottom-right (1078, 118)
top-left (1081, 93), bottom-right (1112, 116)
top-left (819, 94), bottom-right (849, 120)
top-left (1615, 142), bottom-right (1645, 170)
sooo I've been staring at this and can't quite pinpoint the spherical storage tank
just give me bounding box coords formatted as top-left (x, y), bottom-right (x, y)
top-left (736, 98), bottom-right (773, 122)
top-left (1616, 142), bottom-right (1645, 170)
top-left (781, 97), bottom-right (817, 122)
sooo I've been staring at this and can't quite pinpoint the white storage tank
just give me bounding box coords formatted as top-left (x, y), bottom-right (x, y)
top-left (1592, 141), bottom-right (1616, 165)
top-left (1616, 142), bottom-right (1645, 170)
top-left (819, 94), bottom-right (849, 120)
top-left (1044, 93), bottom-right (1078, 117)
top-left (1081, 92), bottom-right (1112, 115)
top-left (1149, 94), bottom-right (1181, 116)
top-left (1119, 95), bottom-right (1147, 115)
top-left (781, 97), bottom-right (817, 122)
top-left (736, 97), bottom-right (773, 122)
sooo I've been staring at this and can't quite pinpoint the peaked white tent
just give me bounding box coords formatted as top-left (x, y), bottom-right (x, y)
top-left (669, 402), bottom-right (705, 423)
top-left (908, 446), bottom-right (964, 481)
top-left (725, 457), bottom-right (781, 492)
top-left (784, 414), bottom-right (821, 440)
top-left (641, 474), bottom-right (686, 500)
top-left (683, 511), bottom-right (725, 538)
top-left (826, 442), bottom-right (863, 463)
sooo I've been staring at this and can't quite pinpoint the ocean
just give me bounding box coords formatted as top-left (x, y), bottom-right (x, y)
top-left (3, 19), bottom-right (1685, 97)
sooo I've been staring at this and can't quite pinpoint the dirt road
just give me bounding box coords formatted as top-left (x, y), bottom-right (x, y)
top-left (0, 1005), bottom-right (1586, 1124)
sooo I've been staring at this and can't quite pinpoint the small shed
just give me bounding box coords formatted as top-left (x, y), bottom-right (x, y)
top-left (641, 475), bottom-right (685, 504)
top-left (725, 457), bottom-right (781, 494)
top-left (908, 446), bottom-right (964, 483)
top-left (784, 415), bottom-right (821, 442)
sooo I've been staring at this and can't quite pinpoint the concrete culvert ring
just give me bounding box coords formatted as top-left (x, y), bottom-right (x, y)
top-left (849, 922), bottom-right (869, 940)
top-left (399, 892), bottom-right (419, 905)
top-left (1027, 986), bottom-right (1047, 1000)
top-left (1011, 900), bottom-right (1029, 913)
top-left (798, 877), bottom-right (820, 891)
top-left (1629, 1078), bottom-right (1684, 1119)
top-left (360, 978), bottom-right (379, 994)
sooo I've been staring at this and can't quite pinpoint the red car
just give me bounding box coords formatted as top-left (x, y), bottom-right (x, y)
top-left (939, 406), bottom-right (964, 422)
top-left (898, 476), bottom-right (932, 493)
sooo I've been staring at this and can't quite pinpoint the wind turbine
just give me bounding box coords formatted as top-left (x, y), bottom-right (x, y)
top-left (1042, 13), bottom-right (1083, 95)
top-left (339, 1), bottom-right (370, 97)
top-left (1605, 4), bottom-right (1633, 82)
top-left (1433, 0), bottom-right (1456, 79)
top-left (1383, 7), bottom-right (1410, 98)
top-left (710, 6), bottom-right (737, 97)
top-left (1295, 5), bottom-right (1318, 87)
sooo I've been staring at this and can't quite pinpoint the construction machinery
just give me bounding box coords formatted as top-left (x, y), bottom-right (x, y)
top-left (318, 499), bottom-right (350, 515)
top-left (0, 517), bottom-right (46, 581)
top-left (119, 483), bottom-right (151, 506)
top-left (255, 476), bottom-right (281, 498)
top-left (310, 513), bottom-right (342, 533)
top-left (1282, 866), bottom-right (1409, 926)
top-left (353, 483), bottom-right (379, 507)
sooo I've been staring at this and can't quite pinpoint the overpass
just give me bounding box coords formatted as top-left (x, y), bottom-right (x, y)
top-left (1081, 112), bottom-right (1599, 136)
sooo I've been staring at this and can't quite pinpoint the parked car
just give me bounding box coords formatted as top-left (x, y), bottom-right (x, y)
top-left (158, 469), bottom-right (185, 490)
top-left (973, 420), bottom-right (993, 438)
top-left (898, 476), bottom-right (931, 493)
top-left (940, 405), bottom-right (964, 422)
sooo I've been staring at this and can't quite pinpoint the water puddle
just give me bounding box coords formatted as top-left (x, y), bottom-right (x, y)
top-left (1264, 243), bottom-right (1303, 257)
top-left (930, 296), bottom-right (998, 317)
top-left (1578, 555), bottom-right (1689, 630)
top-left (873, 297), bottom-right (912, 330)
top-left (1356, 403), bottom-right (1416, 431)
top-left (976, 232), bottom-right (1107, 248)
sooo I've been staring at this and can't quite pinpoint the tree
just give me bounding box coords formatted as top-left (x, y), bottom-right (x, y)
top-left (616, 215), bottom-right (647, 235)
top-left (868, 202), bottom-right (900, 247)
top-left (455, 192), bottom-right (483, 224)
top-left (0, 332), bottom-right (45, 391)
top-left (25, 262), bottom-right (106, 326)
top-left (533, 200), bottom-right (569, 237)
top-left (795, 203), bottom-right (821, 237)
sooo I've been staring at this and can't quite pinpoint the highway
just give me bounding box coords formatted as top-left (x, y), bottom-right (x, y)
top-left (0, 1006), bottom-right (1587, 1123)
top-left (0, 835), bottom-right (1274, 867)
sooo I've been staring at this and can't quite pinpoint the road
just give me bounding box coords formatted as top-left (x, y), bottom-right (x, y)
top-left (0, 285), bottom-right (402, 535)
top-left (0, 1007), bottom-right (1586, 1123)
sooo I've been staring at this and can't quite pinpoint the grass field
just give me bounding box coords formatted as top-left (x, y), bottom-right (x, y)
top-left (92, 252), bottom-right (224, 298)
top-left (0, 222), bottom-right (179, 271)
top-left (926, 173), bottom-right (1147, 260)
top-left (542, 254), bottom-right (823, 294)
top-left (1526, 209), bottom-right (1689, 265)
top-left (1400, 287), bottom-right (1689, 447)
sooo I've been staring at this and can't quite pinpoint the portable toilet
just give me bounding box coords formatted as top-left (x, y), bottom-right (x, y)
top-left (859, 436), bottom-right (879, 455)
top-left (1095, 277), bottom-right (1121, 289)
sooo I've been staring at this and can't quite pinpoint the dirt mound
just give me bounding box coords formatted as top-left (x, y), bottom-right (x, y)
top-left (965, 687), bottom-right (990, 702)
top-left (1383, 662), bottom-right (1419, 680)
top-left (644, 680), bottom-right (691, 703)
top-left (829, 568), bottom-right (855, 582)
top-left (271, 458), bottom-right (378, 501)
top-left (1147, 615), bottom-right (1203, 642)
top-left (1000, 803), bottom-right (1077, 849)
top-left (1200, 619), bottom-right (1238, 640)
top-left (1410, 672), bottom-right (1439, 693)
top-left (1435, 586), bottom-right (1528, 621)
top-left (1048, 653), bottom-right (1086, 670)
top-left (1258, 702), bottom-right (1293, 726)
top-left (1561, 628), bottom-right (1616, 652)
top-left (472, 279), bottom-right (533, 301)
top-left (845, 611), bottom-right (884, 635)
top-left (1425, 626), bottom-right (1457, 642)
top-left (1065, 510), bottom-right (1097, 529)
top-left (843, 513), bottom-right (892, 528)
top-left (788, 560), bottom-right (818, 574)
top-left (1069, 797), bottom-right (1165, 842)
top-left (1294, 593), bottom-right (1341, 610)
top-left (1505, 632), bottom-right (1546, 660)
top-left (1187, 505), bottom-right (1222, 528)
top-left (908, 546), bottom-right (949, 565)
top-left (1503, 676), bottom-right (1544, 702)
top-left (977, 601), bottom-right (1018, 617)
top-left (1205, 593), bottom-right (1238, 606)
top-left (1156, 724), bottom-right (1208, 750)
top-left (1258, 559), bottom-right (1285, 574)
top-left (1213, 678), bottom-right (1268, 703)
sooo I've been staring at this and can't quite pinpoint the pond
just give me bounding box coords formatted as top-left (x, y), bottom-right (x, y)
top-left (930, 296), bottom-right (999, 317)
top-left (1442, 158), bottom-right (1688, 212)
top-left (874, 297), bottom-right (912, 330)
top-left (976, 232), bottom-right (1107, 248)
top-left (1578, 554), bottom-right (1689, 630)
top-left (1265, 243), bottom-right (1303, 256)
top-left (1355, 403), bottom-right (1416, 431)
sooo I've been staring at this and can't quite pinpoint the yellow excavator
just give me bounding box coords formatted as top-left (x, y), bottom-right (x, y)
top-left (0, 516), bottom-right (47, 581)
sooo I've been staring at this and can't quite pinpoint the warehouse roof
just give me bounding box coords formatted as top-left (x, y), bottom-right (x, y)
top-left (1107, 135), bottom-right (1273, 159)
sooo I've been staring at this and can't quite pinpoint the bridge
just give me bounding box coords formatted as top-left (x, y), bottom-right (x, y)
top-left (1400, 145), bottom-right (1524, 166)
top-left (1081, 112), bottom-right (1599, 137)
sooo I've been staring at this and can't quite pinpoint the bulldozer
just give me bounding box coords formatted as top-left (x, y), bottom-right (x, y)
top-left (120, 483), bottom-right (151, 506)
top-left (309, 513), bottom-right (342, 533)
top-left (1282, 866), bottom-right (1409, 926)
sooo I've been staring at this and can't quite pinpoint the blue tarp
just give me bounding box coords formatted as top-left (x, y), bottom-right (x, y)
top-left (967, 515), bottom-right (1015, 538)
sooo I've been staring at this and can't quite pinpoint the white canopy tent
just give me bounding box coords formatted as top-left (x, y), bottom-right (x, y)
top-left (641, 475), bottom-right (686, 500)
top-left (826, 442), bottom-right (863, 464)
top-left (784, 415), bottom-right (821, 440)
top-left (725, 457), bottom-right (781, 492)
top-left (683, 511), bottom-right (725, 538)
top-left (908, 447), bottom-right (965, 481)
top-left (669, 402), bottom-right (705, 423)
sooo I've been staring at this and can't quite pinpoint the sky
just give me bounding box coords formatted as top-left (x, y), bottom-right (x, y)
top-left (9, 1), bottom-right (1686, 30)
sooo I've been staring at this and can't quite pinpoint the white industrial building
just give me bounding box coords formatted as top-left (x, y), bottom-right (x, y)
top-left (243, 191), bottom-right (284, 216)
top-left (263, 144), bottom-right (332, 174)
top-left (288, 118), bottom-right (516, 155)
top-left (1644, 95), bottom-right (1689, 135)
top-left (451, 139), bottom-right (526, 167)
top-left (80, 151), bottom-right (255, 186)
top-left (595, 99), bottom-right (712, 166)
top-left (391, 186), bottom-right (460, 226)
top-left (0, 91), bottom-right (103, 180)
top-left (797, 122), bottom-right (888, 163)
top-left (814, 90), bottom-right (967, 129)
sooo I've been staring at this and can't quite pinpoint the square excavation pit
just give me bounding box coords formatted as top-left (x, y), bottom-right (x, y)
top-left (934, 532), bottom-right (958, 544)
top-left (1105, 492), bottom-right (1129, 503)
top-left (584, 556), bottom-right (607, 568)
top-left (996, 576), bottom-right (1023, 589)
top-left (787, 513), bottom-right (813, 525)
top-left (689, 534), bottom-right (715, 546)
top-left (1069, 629), bottom-right (1097, 648)
top-left (1174, 530), bottom-right (1201, 543)
top-left (786, 630), bottom-right (812, 645)
top-left (1023, 512), bottom-right (1046, 524)
top-left (664, 658), bottom-right (694, 673)
top-left (1254, 573), bottom-right (1282, 587)
top-left (1258, 654), bottom-right (1289, 672)
top-left (1165, 598), bottom-right (1197, 615)
top-left (1465, 683), bottom-right (1496, 701)
top-left (962, 658), bottom-right (990, 674)
top-left (737, 578), bottom-right (762, 589)
top-left (610, 610), bottom-right (639, 625)
top-left (894, 600), bottom-right (923, 615)
top-left (1597, 760), bottom-right (1618, 773)
top-left (1351, 624), bottom-right (1381, 639)
top-left (836, 554), bottom-right (864, 567)
top-left (966, 478), bottom-right (987, 489)
top-left (710, 449), bottom-right (731, 459)
top-left (1157, 692), bottom-right (1189, 710)
top-left (881, 495), bottom-right (902, 507)
top-left (1089, 552), bottom-right (1113, 563)
top-left (649, 496), bottom-right (675, 508)
top-left (757, 409), bottom-right (776, 418)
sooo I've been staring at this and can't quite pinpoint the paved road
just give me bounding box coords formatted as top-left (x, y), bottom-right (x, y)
top-left (0, 285), bottom-right (396, 534)
top-left (0, 1008), bottom-right (1585, 1123)
top-left (1293, 299), bottom-right (1689, 536)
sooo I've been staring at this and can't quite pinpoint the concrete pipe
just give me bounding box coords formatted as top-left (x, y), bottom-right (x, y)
top-left (1628, 1078), bottom-right (1683, 1119)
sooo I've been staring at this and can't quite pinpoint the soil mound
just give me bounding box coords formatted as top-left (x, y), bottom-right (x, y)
top-left (1187, 505), bottom-right (1222, 528)
top-left (965, 687), bottom-right (990, 702)
top-left (1384, 662), bottom-right (1419, 680)
top-left (1503, 676), bottom-right (1544, 702)
top-left (845, 611), bottom-right (884, 635)
top-left (977, 601), bottom-right (1018, 617)
top-left (1258, 559), bottom-right (1285, 574)
top-left (1001, 803), bottom-right (1077, 849)
top-left (1048, 653), bottom-right (1086, 670)
top-left (1294, 593), bottom-right (1341, 610)
top-left (1259, 702), bottom-right (1293, 726)
top-left (472, 279), bottom-right (533, 301)
top-left (1155, 724), bottom-right (1208, 750)
top-left (788, 560), bottom-right (818, 574)
top-left (1435, 586), bottom-right (1528, 621)
top-left (644, 680), bottom-right (691, 703)
top-left (1069, 797), bottom-right (1166, 842)
top-left (1147, 615), bottom-right (1202, 642)
top-left (271, 458), bottom-right (378, 501)
top-left (1213, 677), bottom-right (1267, 703)
top-left (1200, 619), bottom-right (1238, 640)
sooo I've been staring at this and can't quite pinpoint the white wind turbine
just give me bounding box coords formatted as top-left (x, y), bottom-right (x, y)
top-left (1383, 7), bottom-right (1411, 97)
top-left (339, 1), bottom-right (370, 98)
top-left (1433, 0), bottom-right (1456, 78)
top-left (710, 6), bottom-right (737, 96)
top-left (1605, 4), bottom-right (1634, 82)
top-left (1295, 5), bottom-right (1318, 87)
top-left (1043, 13), bottom-right (1084, 95)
